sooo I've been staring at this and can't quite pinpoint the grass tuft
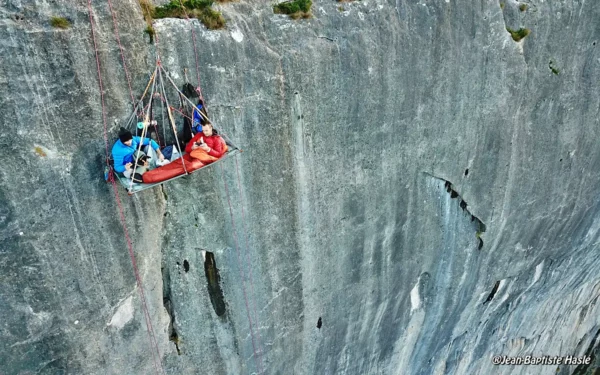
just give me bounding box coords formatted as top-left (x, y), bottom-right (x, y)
top-left (506, 27), bottom-right (530, 42)
top-left (153, 0), bottom-right (226, 30)
top-left (50, 16), bottom-right (70, 29)
top-left (519, 3), bottom-right (528, 11)
top-left (273, 0), bottom-right (312, 19)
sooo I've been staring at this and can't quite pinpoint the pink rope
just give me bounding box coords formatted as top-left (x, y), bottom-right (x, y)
top-left (218, 164), bottom-right (264, 374)
top-left (87, 1), bottom-right (164, 373)
top-left (178, 0), bottom-right (203, 98)
top-left (106, 0), bottom-right (135, 105)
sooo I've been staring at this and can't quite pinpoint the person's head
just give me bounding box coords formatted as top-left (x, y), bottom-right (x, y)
top-left (202, 122), bottom-right (213, 137)
top-left (118, 127), bottom-right (133, 146)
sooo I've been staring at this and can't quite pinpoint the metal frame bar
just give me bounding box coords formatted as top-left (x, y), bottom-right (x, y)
top-left (114, 149), bottom-right (240, 194)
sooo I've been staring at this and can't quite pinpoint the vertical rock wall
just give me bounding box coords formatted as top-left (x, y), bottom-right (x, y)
top-left (1, 0), bottom-right (600, 374)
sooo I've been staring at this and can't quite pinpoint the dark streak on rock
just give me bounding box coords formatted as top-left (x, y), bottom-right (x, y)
top-left (483, 280), bottom-right (500, 305)
top-left (204, 252), bottom-right (226, 316)
top-left (572, 328), bottom-right (600, 375)
top-left (162, 266), bottom-right (181, 355)
top-left (431, 174), bottom-right (487, 250)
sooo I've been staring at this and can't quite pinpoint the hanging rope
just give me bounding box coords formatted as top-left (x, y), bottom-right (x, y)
top-left (165, 15), bottom-right (264, 370)
top-left (177, 0), bottom-right (203, 99)
top-left (218, 164), bottom-right (264, 374)
top-left (87, 2), bottom-right (165, 374)
top-left (158, 63), bottom-right (189, 174)
top-left (98, 2), bottom-right (263, 372)
top-left (129, 66), bottom-right (158, 192)
top-left (106, 0), bottom-right (135, 105)
top-left (234, 155), bottom-right (265, 366)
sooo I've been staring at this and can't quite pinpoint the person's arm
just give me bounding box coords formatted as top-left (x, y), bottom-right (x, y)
top-left (207, 137), bottom-right (226, 158)
top-left (114, 160), bottom-right (125, 173)
top-left (112, 146), bottom-right (126, 173)
top-left (136, 136), bottom-right (154, 148)
top-left (185, 133), bottom-right (201, 154)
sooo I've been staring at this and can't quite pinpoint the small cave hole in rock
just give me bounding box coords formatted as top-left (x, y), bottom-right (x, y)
top-left (560, 158), bottom-right (563, 162)
top-left (464, 168), bottom-right (469, 176)
top-left (484, 281), bottom-right (501, 304)
top-left (183, 260), bottom-right (190, 273)
top-left (317, 317), bottom-right (322, 329)
top-left (203, 252), bottom-right (226, 316)
top-left (460, 200), bottom-right (467, 211)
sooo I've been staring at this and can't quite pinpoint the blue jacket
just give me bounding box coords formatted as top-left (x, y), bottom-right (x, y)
top-left (111, 136), bottom-right (159, 173)
top-left (192, 104), bottom-right (204, 130)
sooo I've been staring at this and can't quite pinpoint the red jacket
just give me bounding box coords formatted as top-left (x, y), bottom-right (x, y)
top-left (185, 133), bottom-right (226, 158)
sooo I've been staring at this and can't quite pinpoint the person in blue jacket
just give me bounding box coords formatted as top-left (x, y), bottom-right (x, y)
top-left (112, 127), bottom-right (165, 178)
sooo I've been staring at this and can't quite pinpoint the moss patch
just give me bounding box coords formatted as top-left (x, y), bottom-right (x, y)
top-left (153, 0), bottom-right (226, 30)
top-left (144, 25), bottom-right (156, 43)
top-left (507, 27), bottom-right (530, 42)
top-left (273, 0), bottom-right (312, 19)
top-left (34, 146), bottom-right (47, 157)
top-left (50, 17), bottom-right (70, 29)
top-left (519, 3), bottom-right (528, 11)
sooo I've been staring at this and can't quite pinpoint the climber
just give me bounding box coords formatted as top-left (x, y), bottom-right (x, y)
top-left (112, 127), bottom-right (166, 179)
top-left (185, 122), bottom-right (227, 165)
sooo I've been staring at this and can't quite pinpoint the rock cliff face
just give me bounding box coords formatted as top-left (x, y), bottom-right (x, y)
top-left (1, 0), bottom-right (600, 374)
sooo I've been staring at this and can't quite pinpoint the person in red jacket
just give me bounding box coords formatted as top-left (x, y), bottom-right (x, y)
top-left (185, 122), bottom-right (228, 165)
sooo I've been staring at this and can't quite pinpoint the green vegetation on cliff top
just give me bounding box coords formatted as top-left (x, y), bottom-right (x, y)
top-left (273, 0), bottom-right (312, 19)
top-left (139, 0), bottom-right (226, 31)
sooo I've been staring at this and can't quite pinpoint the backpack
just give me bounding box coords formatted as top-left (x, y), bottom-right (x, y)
top-left (182, 83), bottom-right (199, 99)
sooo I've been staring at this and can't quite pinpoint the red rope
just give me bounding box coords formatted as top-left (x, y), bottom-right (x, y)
top-left (174, 2), bottom-right (261, 367)
top-left (178, 0), bottom-right (203, 99)
top-left (218, 164), bottom-right (264, 374)
top-left (87, 2), bottom-right (164, 374)
top-left (106, 0), bottom-right (135, 105)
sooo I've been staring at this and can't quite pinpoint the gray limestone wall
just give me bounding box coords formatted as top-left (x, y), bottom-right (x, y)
top-left (1, 0), bottom-right (600, 374)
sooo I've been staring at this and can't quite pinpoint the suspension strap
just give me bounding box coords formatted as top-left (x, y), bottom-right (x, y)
top-left (129, 65), bottom-right (158, 192)
top-left (158, 64), bottom-right (188, 174)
